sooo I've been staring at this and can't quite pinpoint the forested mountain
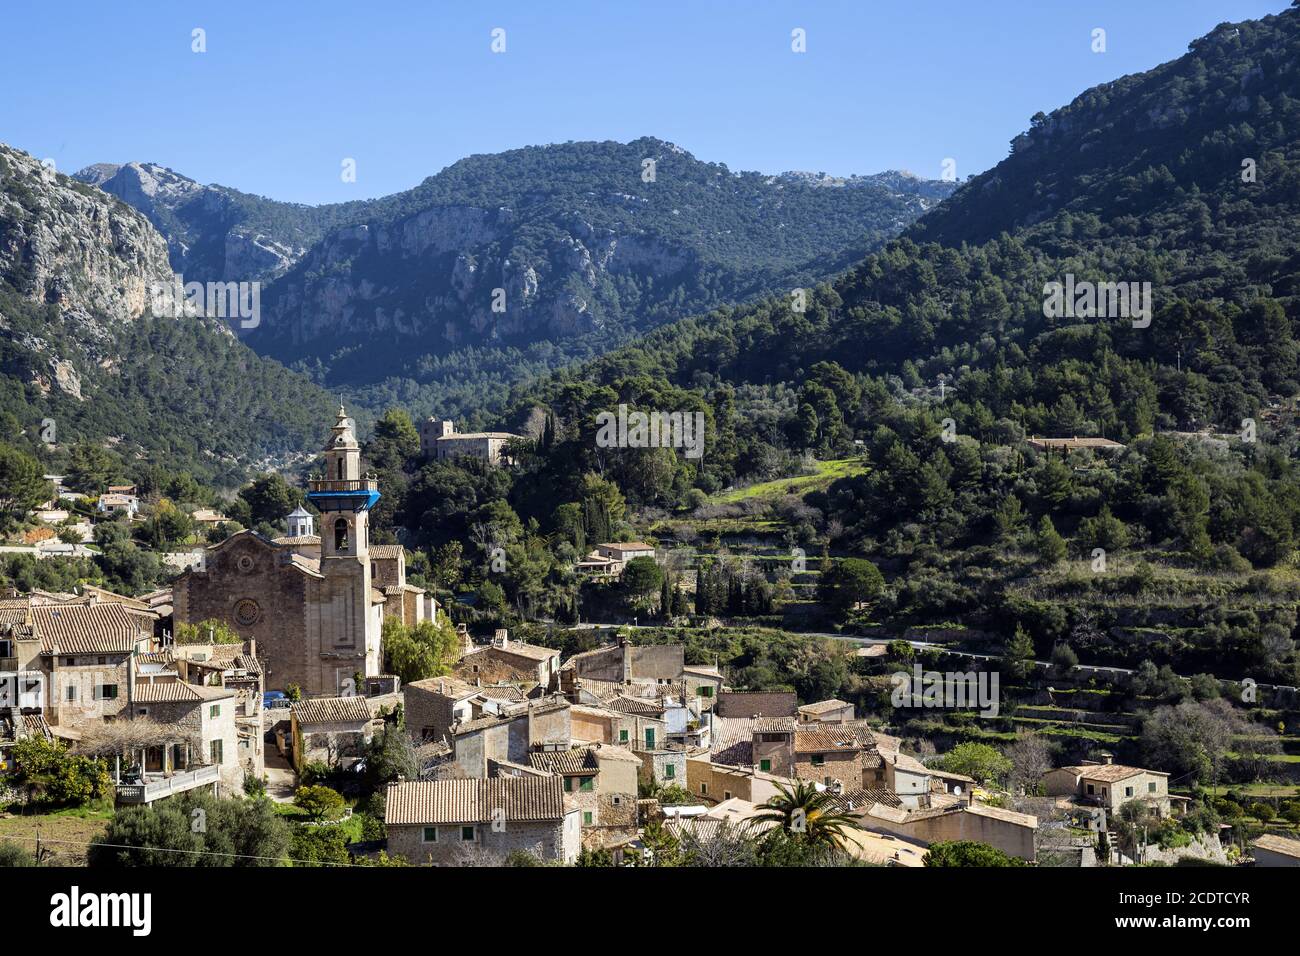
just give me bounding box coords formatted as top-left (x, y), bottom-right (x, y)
top-left (388, 5), bottom-right (1300, 682)
top-left (234, 138), bottom-right (950, 419)
top-left (0, 144), bottom-right (337, 487)
top-left (514, 6), bottom-right (1300, 436)
top-left (74, 140), bottom-right (953, 423)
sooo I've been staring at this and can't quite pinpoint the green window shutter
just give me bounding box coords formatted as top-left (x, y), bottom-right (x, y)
top-left (461, 826), bottom-right (475, 841)
top-left (423, 826), bottom-right (437, 842)
top-left (583, 811), bottom-right (593, 825)
top-left (619, 729), bottom-right (629, 743)
top-left (759, 759), bottom-right (771, 772)
top-left (665, 763), bottom-right (675, 779)
top-left (563, 776), bottom-right (573, 792)
top-left (579, 777), bottom-right (594, 792)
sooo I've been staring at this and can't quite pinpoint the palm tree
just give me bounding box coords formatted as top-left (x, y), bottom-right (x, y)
top-left (749, 780), bottom-right (864, 852)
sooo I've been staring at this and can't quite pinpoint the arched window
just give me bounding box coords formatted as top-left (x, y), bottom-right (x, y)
top-left (334, 518), bottom-right (349, 552)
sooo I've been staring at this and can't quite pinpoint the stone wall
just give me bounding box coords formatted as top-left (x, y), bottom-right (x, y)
top-left (387, 815), bottom-right (574, 864)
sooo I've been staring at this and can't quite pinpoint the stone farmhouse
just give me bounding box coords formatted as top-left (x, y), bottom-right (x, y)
top-left (385, 776), bottom-right (581, 865)
top-left (1041, 755), bottom-right (1172, 816)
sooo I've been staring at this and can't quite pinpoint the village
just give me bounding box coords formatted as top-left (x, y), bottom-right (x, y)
top-left (1, 407), bottom-right (1297, 869)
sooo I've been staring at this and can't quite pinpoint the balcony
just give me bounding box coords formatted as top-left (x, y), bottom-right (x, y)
top-left (115, 764), bottom-right (221, 804)
top-left (307, 477), bottom-right (379, 493)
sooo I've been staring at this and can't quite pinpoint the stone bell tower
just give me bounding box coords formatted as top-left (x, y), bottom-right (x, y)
top-left (307, 406), bottom-right (381, 692)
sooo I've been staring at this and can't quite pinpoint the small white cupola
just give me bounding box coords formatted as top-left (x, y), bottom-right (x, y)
top-left (285, 505), bottom-right (315, 538)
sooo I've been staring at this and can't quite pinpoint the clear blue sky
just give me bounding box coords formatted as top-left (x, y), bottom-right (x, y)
top-left (2, 0), bottom-right (1287, 205)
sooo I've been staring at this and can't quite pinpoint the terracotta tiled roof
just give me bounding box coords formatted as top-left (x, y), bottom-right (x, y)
top-left (798, 698), bottom-right (853, 715)
top-left (574, 677), bottom-right (624, 701)
top-left (134, 682), bottom-right (235, 703)
top-left (606, 694), bottom-right (664, 717)
top-left (1059, 763), bottom-right (1165, 783)
top-left (479, 684), bottom-right (525, 701)
top-left (753, 716), bottom-right (796, 734)
top-left (488, 640), bottom-right (560, 662)
top-left (528, 749), bottom-right (599, 775)
top-left (273, 535), bottom-right (320, 546)
top-left (384, 777), bottom-right (567, 826)
top-left (292, 696), bottom-right (374, 725)
top-left (710, 717), bottom-right (756, 765)
top-left (408, 677), bottom-right (523, 702)
top-left (1254, 834), bottom-right (1300, 859)
top-left (33, 603), bottom-right (146, 655)
top-left (369, 545), bottom-right (405, 560)
top-left (80, 585), bottom-right (152, 611)
top-left (794, 726), bottom-right (862, 753)
top-left (828, 786), bottom-right (901, 812)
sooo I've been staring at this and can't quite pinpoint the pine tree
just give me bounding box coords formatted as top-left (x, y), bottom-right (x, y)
top-left (1006, 625), bottom-right (1037, 681)
top-left (1035, 515), bottom-right (1068, 565)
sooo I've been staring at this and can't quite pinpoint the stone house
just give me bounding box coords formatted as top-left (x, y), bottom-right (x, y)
top-left (563, 639), bottom-right (682, 685)
top-left (1042, 758), bottom-right (1171, 816)
top-left (751, 717), bottom-right (796, 777)
top-left (446, 697), bottom-right (572, 778)
top-left (403, 676), bottom-right (525, 744)
top-left (602, 696), bottom-right (669, 751)
top-left (385, 777), bottom-right (580, 864)
top-left (883, 751), bottom-right (933, 807)
top-left (34, 603), bottom-right (152, 731)
top-left (794, 725), bottom-right (864, 788)
top-left (798, 699), bottom-right (855, 724)
top-left (290, 695), bottom-right (376, 772)
top-left (685, 757), bottom-right (791, 806)
top-left (528, 744), bottom-right (640, 849)
top-left (456, 634), bottom-right (560, 688)
top-left (682, 664), bottom-right (723, 709)
top-left (639, 748), bottom-right (688, 789)
top-left (130, 682), bottom-right (241, 793)
top-left (171, 643), bottom-right (265, 783)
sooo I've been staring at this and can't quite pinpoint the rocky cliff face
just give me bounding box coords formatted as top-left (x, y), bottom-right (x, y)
top-left (0, 146), bottom-right (172, 325)
top-left (74, 161), bottom-right (322, 283)
top-left (247, 138), bottom-right (955, 379)
top-left (0, 143), bottom-right (338, 482)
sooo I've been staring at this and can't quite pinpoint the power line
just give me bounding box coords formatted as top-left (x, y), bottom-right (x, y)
top-left (2, 833), bottom-right (364, 867)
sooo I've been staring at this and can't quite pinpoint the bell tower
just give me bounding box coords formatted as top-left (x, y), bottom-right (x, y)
top-left (306, 406), bottom-right (382, 692)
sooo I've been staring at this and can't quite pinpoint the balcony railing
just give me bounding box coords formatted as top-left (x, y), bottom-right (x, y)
top-left (115, 764), bottom-right (220, 804)
top-left (308, 478), bottom-right (379, 493)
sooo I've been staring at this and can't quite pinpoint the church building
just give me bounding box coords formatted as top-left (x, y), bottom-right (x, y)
top-left (173, 408), bottom-right (435, 697)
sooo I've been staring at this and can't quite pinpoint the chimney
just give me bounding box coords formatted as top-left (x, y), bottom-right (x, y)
top-left (1099, 751), bottom-right (1114, 765)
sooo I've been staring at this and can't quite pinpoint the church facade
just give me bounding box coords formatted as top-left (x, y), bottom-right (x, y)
top-left (173, 408), bottom-right (434, 697)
